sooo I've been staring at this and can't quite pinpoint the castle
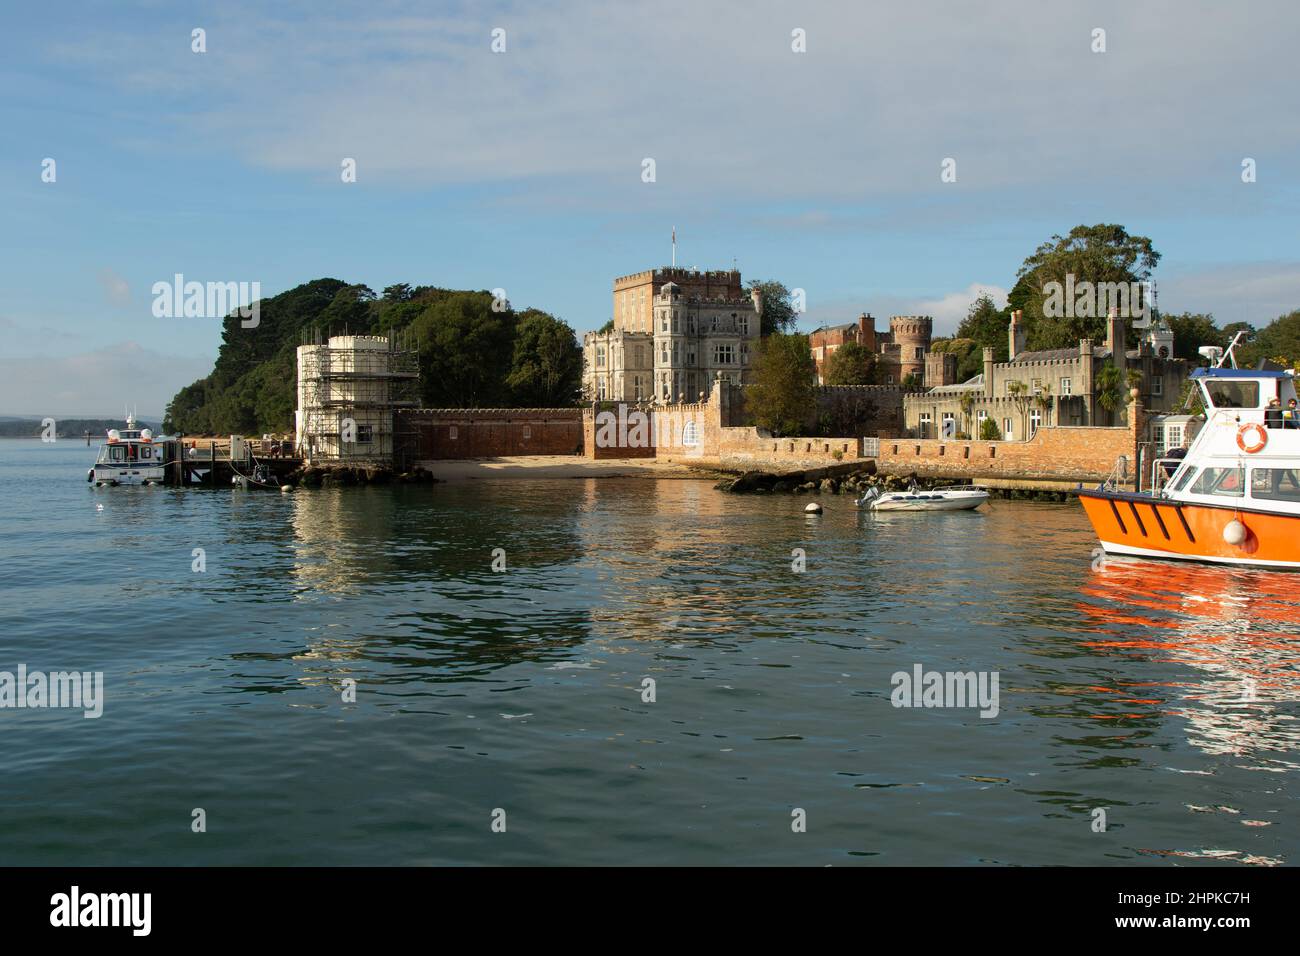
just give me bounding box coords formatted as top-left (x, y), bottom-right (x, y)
top-left (903, 309), bottom-right (1186, 439)
top-left (808, 314), bottom-right (956, 387)
top-left (583, 267), bottom-right (762, 403)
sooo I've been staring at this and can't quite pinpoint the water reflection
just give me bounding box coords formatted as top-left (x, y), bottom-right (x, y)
top-left (1078, 558), bottom-right (1300, 763)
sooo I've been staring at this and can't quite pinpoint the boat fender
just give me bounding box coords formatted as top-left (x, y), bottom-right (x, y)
top-left (805, 502), bottom-right (823, 514)
top-left (1236, 423), bottom-right (1268, 454)
top-left (1223, 519), bottom-right (1247, 546)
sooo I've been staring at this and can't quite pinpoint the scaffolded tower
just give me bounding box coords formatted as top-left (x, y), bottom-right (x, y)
top-left (295, 331), bottom-right (418, 464)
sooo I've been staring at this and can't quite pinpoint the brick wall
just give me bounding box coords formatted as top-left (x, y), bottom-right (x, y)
top-left (397, 408), bottom-right (582, 463)
top-left (872, 399), bottom-right (1142, 487)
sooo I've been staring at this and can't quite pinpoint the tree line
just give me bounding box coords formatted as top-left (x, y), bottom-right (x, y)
top-left (163, 279), bottom-right (583, 435)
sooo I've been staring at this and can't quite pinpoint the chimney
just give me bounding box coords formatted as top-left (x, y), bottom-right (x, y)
top-left (1106, 306), bottom-right (1127, 377)
top-left (983, 347), bottom-right (995, 398)
top-left (1009, 309), bottom-right (1026, 360)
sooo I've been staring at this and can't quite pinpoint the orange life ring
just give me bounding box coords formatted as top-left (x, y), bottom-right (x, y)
top-left (1237, 422), bottom-right (1268, 454)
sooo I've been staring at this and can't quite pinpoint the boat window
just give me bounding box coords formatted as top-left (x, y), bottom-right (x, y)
top-left (1190, 466), bottom-right (1245, 497)
top-left (1169, 465), bottom-right (1197, 492)
top-left (108, 445), bottom-right (126, 462)
top-left (1204, 381), bottom-right (1259, 409)
top-left (1250, 468), bottom-right (1300, 502)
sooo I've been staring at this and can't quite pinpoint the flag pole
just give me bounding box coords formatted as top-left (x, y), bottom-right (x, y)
top-left (671, 227), bottom-right (676, 268)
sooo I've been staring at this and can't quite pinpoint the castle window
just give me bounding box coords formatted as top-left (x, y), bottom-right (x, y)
top-left (661, 313), bottom-right (668, 332)
top-left (1003, 418), bottom-right (1014, 440)
top-left (740, 344), bottom-right (749, 365)
top-left (740, 315), bottom-right (749, 334)
top-left (596, 346), bottom-right (606, 368)
top-left (682, 421), bottom-right (700, 447)
top-left (449, 425), bottom-right (459, 440)
top-left (1152, 377), bottom-right (1163, 396)
top-left (1060, 377), bottom-right (1072, 395)
top-left (1029, 409), bottom-right (1041, 436)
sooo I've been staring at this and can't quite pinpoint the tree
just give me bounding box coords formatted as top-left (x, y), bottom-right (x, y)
top-left (409, 292), bottom-right (516, 407)
top-left (1014, 224), bottom-right (1160, 350)
top-left (506, 310), bottom-right (582, 407)
top-left (1162, 312), bottom-right (1224, 360)
top-left (747, 333), bottom-right (816, 436)
top-left (931, 336), bottom-right (984, 383)
top-left (1094, 364), bottom-right (1131, 424)
top-left (747, 280), bottom-right (798, 336)
top-left (955, 293), bottom-right (1010, 363)
top-left (1007, 381), bottom-right (1032, 439)
top-left (958, 390), bottom-right (976, 436)
top-left (1240, 310), bottom-right (1300, 369)
top-left (978, 417), bottom-right (1002, 440)
top-left (597, 319), bottom-right (614, 333)
top-left (823, 340), bottom-right (875, 385)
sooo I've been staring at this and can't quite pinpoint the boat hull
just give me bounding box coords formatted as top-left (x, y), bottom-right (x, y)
top-left (870, 493), bottom-right (988, 512)
top-left (90, 465), bottom-right (164, 486)
top-left (1079, 489), bottom-right (1300, 569)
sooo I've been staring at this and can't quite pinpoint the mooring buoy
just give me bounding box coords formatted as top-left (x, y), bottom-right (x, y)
top-left (805, 502), bottom-right (823, 514)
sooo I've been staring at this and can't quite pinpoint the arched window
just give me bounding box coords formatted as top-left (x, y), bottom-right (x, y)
top-left (682, 421), bottom-right (700, 447)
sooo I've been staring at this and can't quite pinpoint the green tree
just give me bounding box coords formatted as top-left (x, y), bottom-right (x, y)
top-left (1240, 310), bottom-right (1300, 369)
top-left (1161, 312), bottom-right (1224, 360)
top-left (1094, 363), bottom-right (1130, 424)
top-left (409, 292), bottom-right (516, 407)
top-left (506, 310), bottom-right (582, 407)
top-left (747, 333), bottom-right (816, 436)
top-left (1014, 224), bottom-right (1160, 350)
top-left (978, 417), bottom-right (1002, 440)
top-left (955, 293), bottom-right (1010, 363)
top-left (747, 280), bottom-right (798, 336)
top-left (823, 340), bottom-right (875, 385)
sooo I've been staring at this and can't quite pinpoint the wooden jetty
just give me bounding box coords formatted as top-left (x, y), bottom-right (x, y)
top-left (163, 438), bottom-right (303, 488)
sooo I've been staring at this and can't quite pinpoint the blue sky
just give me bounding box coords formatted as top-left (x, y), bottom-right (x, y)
top-left (2, 0), bottom-right (1299, 416)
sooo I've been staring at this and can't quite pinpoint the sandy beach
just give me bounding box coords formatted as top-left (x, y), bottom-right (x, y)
top-left (416, 455), bottom-right (723, 481)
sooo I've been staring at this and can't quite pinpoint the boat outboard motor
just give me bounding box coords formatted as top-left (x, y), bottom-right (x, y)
top-left (856, 486), bottom-right (881, 508)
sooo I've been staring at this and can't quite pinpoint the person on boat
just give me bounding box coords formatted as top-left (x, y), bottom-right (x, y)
top-left (1266, 398), bottom-right (1284, 429)
top-left (1285, 399), bottom-right (1300, 429)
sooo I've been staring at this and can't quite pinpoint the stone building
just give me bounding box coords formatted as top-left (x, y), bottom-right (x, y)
top-left (809, 314), bottom-right (953, 387)
top-left (903, 309), bottom-right (1186, 440)
top-left (295, 333), bottom-right (418, 463)
top-left (584, 267), bottom-right (762, 403)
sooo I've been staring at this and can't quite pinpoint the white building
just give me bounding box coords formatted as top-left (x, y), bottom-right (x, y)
top-left (295, 334), bottom-right (418, 463)
top-left (584, 281), bottom-right (762, 403)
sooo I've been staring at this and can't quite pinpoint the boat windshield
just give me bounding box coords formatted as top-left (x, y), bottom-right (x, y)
top-left (1203, 380), bottom-right (1260, 409)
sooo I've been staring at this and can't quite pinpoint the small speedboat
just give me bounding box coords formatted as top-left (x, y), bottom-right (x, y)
top-left (856, 483), bottom-right (989, 512)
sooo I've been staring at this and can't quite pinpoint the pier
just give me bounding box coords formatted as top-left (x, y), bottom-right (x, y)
top-left (163, 438), bottom-right (303, 488)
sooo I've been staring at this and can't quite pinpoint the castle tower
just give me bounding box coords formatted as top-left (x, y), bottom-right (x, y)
top-left (924, 351), bottom-right (957, 388)
top-left (890, 315), bottom-right (933, 382)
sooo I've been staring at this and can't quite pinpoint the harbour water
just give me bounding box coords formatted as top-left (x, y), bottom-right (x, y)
top-left (1, 438), bottom-right (1296, 865)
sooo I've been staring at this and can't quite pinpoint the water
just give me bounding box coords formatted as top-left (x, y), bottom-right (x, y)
top-left (1, 438), bottom-right (1296, 865)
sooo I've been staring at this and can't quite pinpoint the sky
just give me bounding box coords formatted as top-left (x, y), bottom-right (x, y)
top-left (2, 0), bottom-right (1299, 417)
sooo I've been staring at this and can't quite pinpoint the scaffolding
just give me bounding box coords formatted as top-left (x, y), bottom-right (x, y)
top-left (295, 329), bottom-right (419, 464)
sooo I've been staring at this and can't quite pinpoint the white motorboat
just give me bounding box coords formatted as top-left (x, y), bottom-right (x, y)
top-left (856, 483), bottom-right (990, 512)
top-left (86, 414), bottom-right (166, 486)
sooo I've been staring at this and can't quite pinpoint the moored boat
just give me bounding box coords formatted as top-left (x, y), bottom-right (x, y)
top-left (1080, 341), bottom-right (1300, 569)
top-left (86, 414), bottom-right (166, 486)
top-left (857, 483), bottom-right (990, 512)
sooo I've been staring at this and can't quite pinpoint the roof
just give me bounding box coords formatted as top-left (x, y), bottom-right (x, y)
top-left (1011, 348), bottom-right (1082, 363)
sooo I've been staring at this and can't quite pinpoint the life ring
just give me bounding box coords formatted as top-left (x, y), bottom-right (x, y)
top-left (1236, 422), bottom-right (1268, 454)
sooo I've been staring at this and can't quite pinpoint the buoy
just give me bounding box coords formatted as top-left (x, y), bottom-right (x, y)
top-left (1223, 519), bottom-right (1247, 546)
top-left (805, 502), bottom-right (823, 514)
top-left (280, 484), bottom-right (292, 493)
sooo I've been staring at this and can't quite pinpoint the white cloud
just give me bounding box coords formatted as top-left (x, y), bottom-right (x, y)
top-left (1160, 262), bottom-right (1300, 326)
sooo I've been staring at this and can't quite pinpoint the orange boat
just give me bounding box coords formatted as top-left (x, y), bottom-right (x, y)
top-left (1080, 360), bottom-right (1300, 570)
